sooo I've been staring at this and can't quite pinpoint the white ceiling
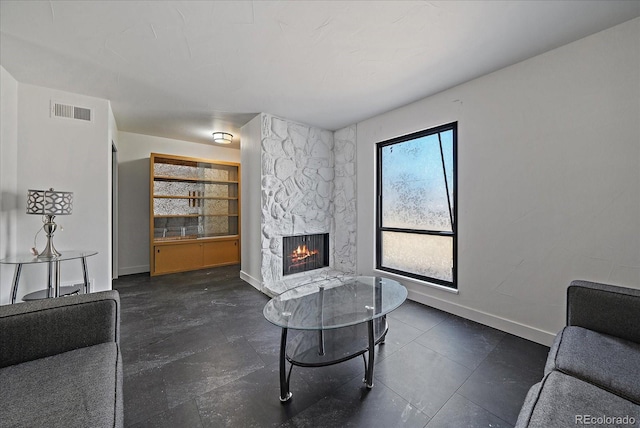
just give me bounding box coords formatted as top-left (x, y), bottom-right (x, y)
top-left (1, 1), bottom-right (639, 150)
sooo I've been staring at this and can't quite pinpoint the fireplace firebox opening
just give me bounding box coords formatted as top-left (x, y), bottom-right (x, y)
top-left (283, 233), bottom-right (330, 276)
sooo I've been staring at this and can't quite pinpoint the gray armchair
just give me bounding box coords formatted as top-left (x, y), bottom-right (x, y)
top-left (0, 290), bottom-right (123, 428)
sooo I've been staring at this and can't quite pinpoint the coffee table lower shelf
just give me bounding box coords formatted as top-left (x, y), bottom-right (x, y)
top-left (278, 316), bottom-right (388, 402)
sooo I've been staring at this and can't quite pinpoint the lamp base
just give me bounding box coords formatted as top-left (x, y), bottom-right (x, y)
top-left (37, 216), bottom-right (62, 258)
top-left (38, 241), bottom-right (61, 258)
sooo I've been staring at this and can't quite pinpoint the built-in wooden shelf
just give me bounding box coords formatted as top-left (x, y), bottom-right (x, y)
top-left (150, 153), bottom-right (241, 276)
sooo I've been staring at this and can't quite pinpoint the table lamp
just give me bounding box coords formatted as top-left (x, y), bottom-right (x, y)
top-left (26, 188), bottom-right (73, 257)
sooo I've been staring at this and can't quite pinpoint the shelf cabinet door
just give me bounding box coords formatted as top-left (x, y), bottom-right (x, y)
top-left (203, 240), bottom-right (239, 267)
top-left (154, 243), bottom-right (203, 275)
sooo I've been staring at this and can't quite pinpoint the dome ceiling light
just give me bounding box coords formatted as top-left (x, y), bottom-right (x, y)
top-left (212, 132), bottom-right (233, 144)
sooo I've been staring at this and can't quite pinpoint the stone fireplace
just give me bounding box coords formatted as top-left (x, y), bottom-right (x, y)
top-left (240, 113), bottom-right (357, 296)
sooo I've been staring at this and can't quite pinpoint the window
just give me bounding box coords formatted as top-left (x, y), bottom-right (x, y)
top-left (376, 122), bottom-right (457, 289)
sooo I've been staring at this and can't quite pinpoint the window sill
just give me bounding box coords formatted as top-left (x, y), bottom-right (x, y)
top-left (373, 269), bottom-right (459, 295)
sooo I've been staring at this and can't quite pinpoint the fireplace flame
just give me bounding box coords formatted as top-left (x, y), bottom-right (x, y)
top-left (291, 244), bottom-right (319, 262)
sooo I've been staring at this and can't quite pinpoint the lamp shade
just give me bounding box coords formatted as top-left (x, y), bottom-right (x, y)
top-left (26, 188), bottom-right (73, 215)
top-left (212, 132), bottom-right (233, 144)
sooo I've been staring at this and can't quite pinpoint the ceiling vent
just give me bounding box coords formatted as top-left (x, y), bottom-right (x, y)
top-left (51, 101), bottom-right (92, 122)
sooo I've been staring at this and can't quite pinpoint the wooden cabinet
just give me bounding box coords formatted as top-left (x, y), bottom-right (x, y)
top-left (154, 242), bottom-right (203, 275)
top-left (203, 239), bottom-right (239, 267)
top-left (150, 153), bottom-right (240, 276)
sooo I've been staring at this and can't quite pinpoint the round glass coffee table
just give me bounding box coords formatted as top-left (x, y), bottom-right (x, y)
top-left (263, 276), bottom-right (407, 402)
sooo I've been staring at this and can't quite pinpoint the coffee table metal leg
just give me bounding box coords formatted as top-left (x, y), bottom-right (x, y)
top-left (318, 330), bottom-right (325, 356)
top-left (365, 319), bottom-right (375, 388)
top-left (279, 327), bottom-right (293, 402)
top-left (379, 315), bottom-right (388, 344)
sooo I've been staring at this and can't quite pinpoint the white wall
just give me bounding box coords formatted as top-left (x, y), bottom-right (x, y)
top-left (15, 83), bottom-right (113, 300)
top-left (240, 115), bottom-right (262, 287)
top-left (117, 131), bottom-right (240, 275)
top-left (357, 18), bottom-right (640, 346)
top-left (0, 66), bottom-right (19, 305)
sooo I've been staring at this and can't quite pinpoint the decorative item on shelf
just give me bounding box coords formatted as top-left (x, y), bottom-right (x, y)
top-left (188, 190), bottom-right (203, 207)
top-left (26, 188), bottom-right (73, 258)
top-left (212, 132), bottom-right (233, 145)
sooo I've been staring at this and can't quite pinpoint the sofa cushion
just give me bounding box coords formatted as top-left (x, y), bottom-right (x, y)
top-left (0, 342), bottom-right (122, 428)
top-left (545, 326), bottom-right (640, 404)
top-left (516, 371), bottom-right (639, 428)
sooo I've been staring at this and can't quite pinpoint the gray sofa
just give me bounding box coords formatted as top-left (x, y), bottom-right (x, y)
top-left (0, 290), bottom-right (123, 428)
top-left (516, 280), bottom-right (640, 427)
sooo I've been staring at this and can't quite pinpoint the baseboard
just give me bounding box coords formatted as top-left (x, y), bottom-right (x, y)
top-left (118, 265), bottom-right (150, 276)
top-left (240, 270), bottom-right (264, 293)
top-left (407, 287), bottom-right (557, 347)
top-left (238, 268), bottom-right (555, 346)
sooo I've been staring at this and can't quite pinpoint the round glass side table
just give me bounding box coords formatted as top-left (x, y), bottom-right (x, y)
top-left (0, 250), bottom-right (98, 303)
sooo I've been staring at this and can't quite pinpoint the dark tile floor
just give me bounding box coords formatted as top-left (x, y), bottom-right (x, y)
top-left (114, 265), bottom-right (549, 428)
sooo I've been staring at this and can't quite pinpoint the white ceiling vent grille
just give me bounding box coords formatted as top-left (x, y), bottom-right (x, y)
top-left (51, 101), bottom-right (92, 122)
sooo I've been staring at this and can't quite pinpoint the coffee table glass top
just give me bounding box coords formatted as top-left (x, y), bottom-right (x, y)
top-left (263, 276), bottom-right (407, 330)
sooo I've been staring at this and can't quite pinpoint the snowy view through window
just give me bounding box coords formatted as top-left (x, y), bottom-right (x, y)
top-left (377, 123), bottom-right (456, 287)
